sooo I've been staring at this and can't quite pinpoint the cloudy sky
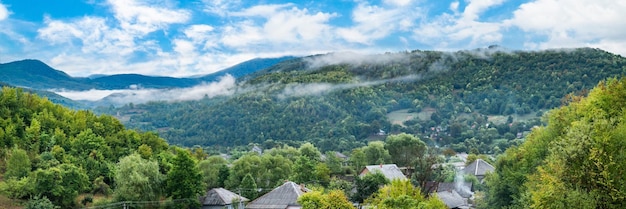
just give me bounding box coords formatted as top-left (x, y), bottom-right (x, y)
top-left (0, 0), bottom-right (624, 77)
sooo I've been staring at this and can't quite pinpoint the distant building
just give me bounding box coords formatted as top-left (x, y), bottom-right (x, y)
top-left (252, 145), bottom-right (263, 155)
top-left (246, 181), bottom-right (310, 209)
top-left (463, 159), bottom-right (495, 182)
top-left (200, 188), bottom-right (248, 209)
top-left (360, 164), bottom-right (407, 181)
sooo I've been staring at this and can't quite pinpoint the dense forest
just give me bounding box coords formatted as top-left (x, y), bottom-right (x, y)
top-left (0, 87), bottom-right (451, 208)
top-left (99, 47), bottom-right (626, 155)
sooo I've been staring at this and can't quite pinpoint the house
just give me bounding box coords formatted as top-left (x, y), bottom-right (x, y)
top-left (360, 164), bottom-right (407, 181)
top-left (200, 188), bottom-right (248, 209)
top-left (246, 181), bottom-right (310, 209)
top-left (252, 145), bottom-right (263, 155)
top-left (463, 159), bottom-right (495, 182)
top-left (436, 190), bottom-right (470, 209)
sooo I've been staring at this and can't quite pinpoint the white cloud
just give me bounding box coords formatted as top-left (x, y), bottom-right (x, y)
top-left (506, 0), bottom-right (626, 55)
top-left (223, 4), bottom-right (337, 49)
top-left (413, 0), bottom-right (505, 49)
top-left (338, 1), bottom-right (423, 44)
top-left (202, 0), bottom-right (241, 16)
top-left (0, 2), bottom-right (9, 21)
top-left (107, 0), bottom-right (191, 35)
top-left (55, 75), bottom-right (236, 104)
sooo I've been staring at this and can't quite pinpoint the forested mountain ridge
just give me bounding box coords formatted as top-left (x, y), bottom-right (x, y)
top-left (0, 57), bottom-right (295, 91)
top-left (103, 47), bottom-right (626, 152)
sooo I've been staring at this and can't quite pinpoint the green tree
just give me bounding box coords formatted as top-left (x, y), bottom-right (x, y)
top-left (324, 151), bottom-right (343, 175)
top-left (259, 153), bottom-right (293, 188)
top-left (299, 142), bottom-right (322, 162)
top-left (5, 146), bottom-right (31, 179)
top-left (165, 150), bottom-right (203, 207)
top-left (352, 172), bottom-right (388, 203)
top-left (32, 164), bottom-right (89, 207)
top-left (384, 133), bottom-right (426, 168)
top-left (363, 141), bottom-right (390, 165)
top-left (24, 196), bottom-right (58, 209)
top-left (226, 153), bottom-right (262, 189)
top-left (114, 154), bottom-right (163, 202)
top-left (199, 155), bottom-right (228, 189)
top-left (291, 155), bottom-right (316, 184)
top-left (240, 173), bottom-right (258, 200)
top-left (365, 179), bottom-right (446, 209)
top-left (298, 189), bottom-right (354, 209)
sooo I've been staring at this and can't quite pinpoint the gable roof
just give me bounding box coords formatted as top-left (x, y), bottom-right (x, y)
top-left (463, 159), bottom-right (494, 176)
top-left (436, 190), bottom-right (468, 209)
top-left (246, 181), bottom-right (309, 209)
top-left (201, 188), bottom-right (249, 206)
top-left (361, 164), bottom-right (407, 180)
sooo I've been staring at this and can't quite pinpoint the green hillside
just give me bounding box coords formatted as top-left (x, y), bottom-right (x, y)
top-left (103, 47), bottom-right (626, 152)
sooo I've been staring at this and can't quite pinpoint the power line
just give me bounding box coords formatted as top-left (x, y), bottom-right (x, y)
top-left (82, 198), bottom-right (196, 209)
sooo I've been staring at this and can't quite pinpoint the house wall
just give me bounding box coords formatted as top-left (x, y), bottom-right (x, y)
top-left (286, 206), bottom-right (302, 209)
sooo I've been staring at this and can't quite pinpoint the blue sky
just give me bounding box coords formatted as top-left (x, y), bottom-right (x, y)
top-left (0, 0), bottom-right (625, 77)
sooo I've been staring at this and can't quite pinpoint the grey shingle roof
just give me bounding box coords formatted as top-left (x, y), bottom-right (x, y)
top-left (463, 159), bottom-right (494, 176)
top-left (361, 164), bottom-right (407, 180)
top-left (436, 190), bottom-right (467, 208)
top-left (201, 188), bottom-right (249, 206)
top-left (246, 181), bottom-right (309, 209)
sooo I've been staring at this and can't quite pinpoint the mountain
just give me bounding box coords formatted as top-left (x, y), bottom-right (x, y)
top-left (91, 74), bottom-right (198, 89)
top-left (0, 56), bottom-right (296, 91)
top-left (100, 47), bottom-right (626, 152)
top-left (0, 59), bottom-right (93, 90)
top-left (195, 56), bottom-right (298, 82)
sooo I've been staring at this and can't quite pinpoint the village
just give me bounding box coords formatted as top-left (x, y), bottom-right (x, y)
top-left (198, 144), bottom-right (495, 209)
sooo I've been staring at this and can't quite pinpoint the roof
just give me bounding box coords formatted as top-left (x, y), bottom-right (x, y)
top-left (246, 181), bottom-right (309, 209)
top-left (361, 164), bottom-right (407, 180)
top-left (436, 190), bottom-right (467, 209)
top-left (423, 182), bottom-right (473, 198)
top-left (463, 159), bottom-right (495, 176)
top-left (201, 188), bottom-right (249, 206)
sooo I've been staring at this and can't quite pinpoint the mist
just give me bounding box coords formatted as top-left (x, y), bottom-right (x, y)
top-left (304, 51), bottom-right (412, 69)
top-left (55, 75), bottom-right (237, 105)
top-left (276, 75), bottom-right (419, 98)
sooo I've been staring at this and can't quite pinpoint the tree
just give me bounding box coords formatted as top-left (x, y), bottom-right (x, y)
top-left (32, 164), bottom-right (89, 207)
top-left (291, 155), bottom-right (316, 184)
top-left (299, 142), bottom-right (322, 162)
top-left (350, 148), bottom-right (367, 172)
top-left (240, 173), bottom-right (258, 200)
top-left (165, 149), bottom-right (203, 207)
top-left (324, 151), bottom-right (343, 175)
top-left (4, 146), bottom-right (31, 179)
top-left (352, 172), bottom-right (388, 203)
top-left (363, 141), bottom-right (391, 165)
top-left (114, 154), bottom-right (163, 202)
top-left (259, 153), bottom-right (292, 188)
top-left (384, 133), bottom-right (426, 168)
top-left (365, 179), bottom-right (446, 209)
top-left (226, 153), bottom-right (262, 189)
top-left (298, 189), bottom-right (354, 209)
top-left (24, 196), bottom-right (58, 209)
top-left (199, 155), bottom-right (228, 189)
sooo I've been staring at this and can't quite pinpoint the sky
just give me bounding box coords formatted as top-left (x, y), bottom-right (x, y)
top-left (0, 0), bottom-right (625, 78)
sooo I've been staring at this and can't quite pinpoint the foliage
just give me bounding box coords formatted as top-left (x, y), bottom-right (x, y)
top-left (352, 171), bottom-right (389, 203)
top-left (32, 164), bottom-right (90, 207)
top-left (484, 78), bottom-right (626, 208)
top-left (298, 189), bottom-right (354, 209)
top-left (165, 149), bottom-right (203, 206)
top-left (101, 48), bottom-right (626, 153)
top-left (24, 196), bottom-right (58, 209)
top-left (4, 146), bottom-right (31, 179)
top-left (114, 154), bottom-right (163, 202)
top-left (365, 179), bottom-right (446, 209)
top-left (385, 133), bottom-right (426, 168)
top-left (240, 173), bottom-right (258, 200)
top-left (199, 155), bottom-right (228, 189)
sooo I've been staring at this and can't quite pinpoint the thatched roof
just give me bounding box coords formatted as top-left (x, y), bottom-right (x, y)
top-left (201, 188), bottom-right (248, 206)
top-left (246, 181), bottom-right (309, 209)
